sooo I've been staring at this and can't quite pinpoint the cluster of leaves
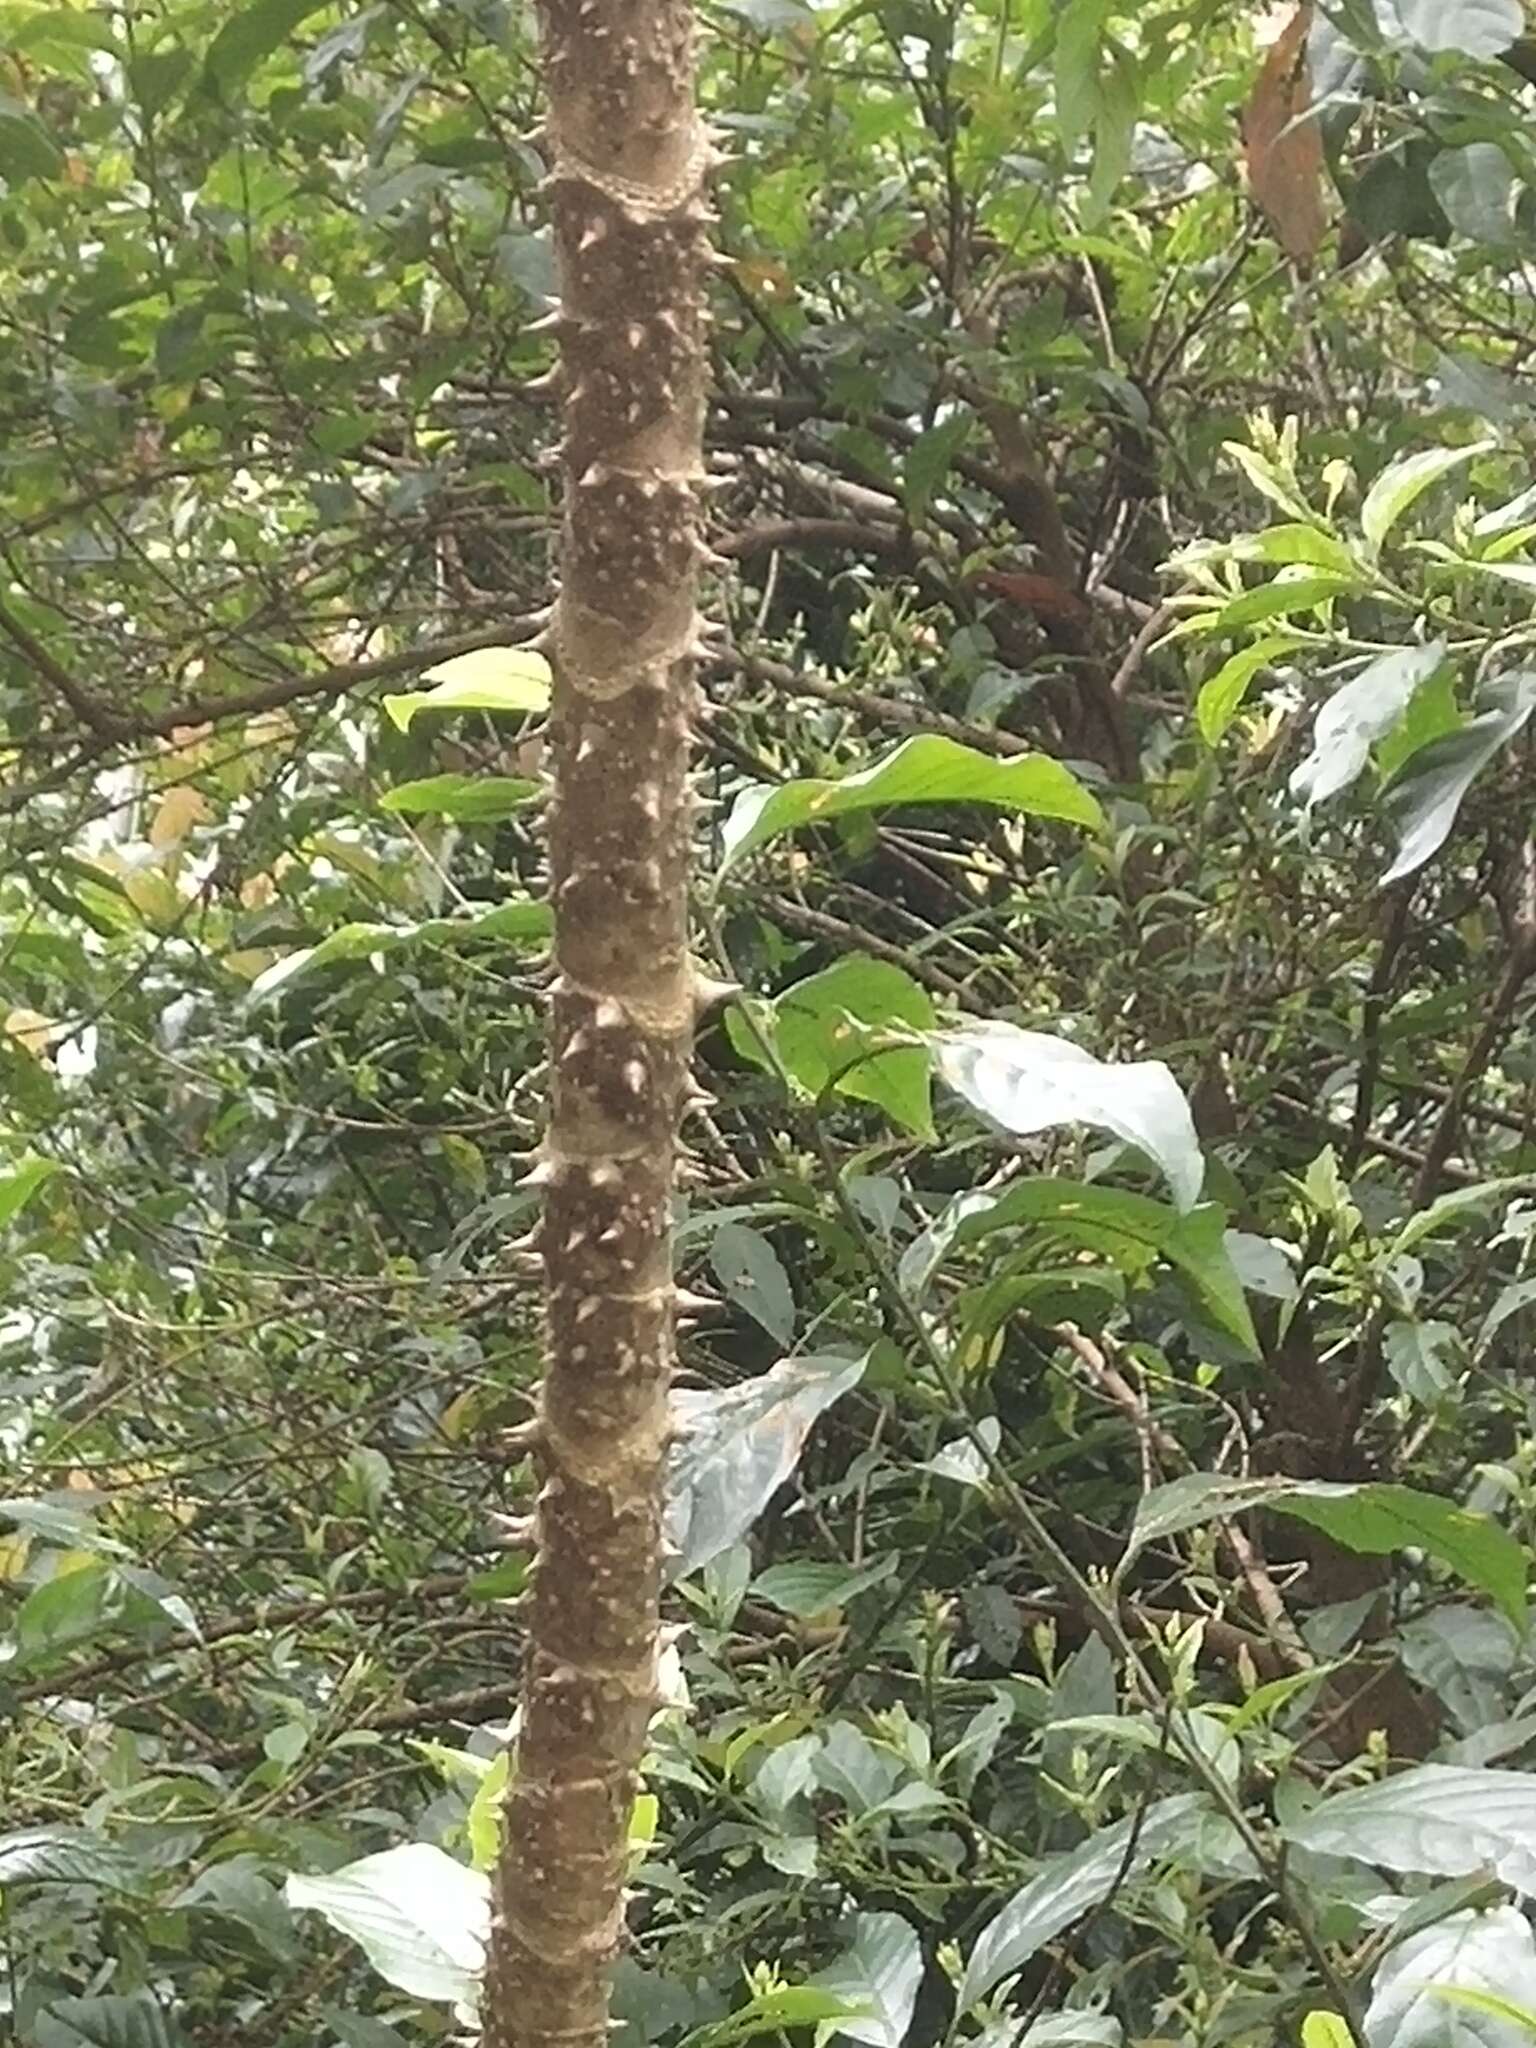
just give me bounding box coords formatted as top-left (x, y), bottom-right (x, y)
top-left (5, 0), bottom-right (1536, 2046)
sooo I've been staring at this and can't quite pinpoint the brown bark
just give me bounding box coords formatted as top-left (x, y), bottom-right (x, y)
top-left (481, 3), bottom-right (709, 2045)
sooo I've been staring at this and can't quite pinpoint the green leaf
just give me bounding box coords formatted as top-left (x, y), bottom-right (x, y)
top-left (1213, 573), bottom-right (1359, 631)
top-left (711, 1221), bottom-right (796, 1347)
top-left (1196, 637), bottom-right (1302, 745)
top-left (716, 735), bottom-right (1104, 879)
top-left (1290, 642), bottom-right (1447, 808)
top-left (1360, 440), bottom-right (1493, 551)
top-left (1129, 1473), bottom-right (1525, 1624)
top-left (1054, 0), bottom-right (1109, 153)
top-left (752, 1555), bottom-right (897, 1617)
top-left (382, 647), bottom-right (553, 731)
top-left (760, 956), bottom-right (935, 1137)
top-left (0, 90), bottom-right (66, 182)
top-left (959, 1795), bottom-right (1209, 2006)
top-left (809, 1913), bottom-right (922, 2048)
top-left (1430, 144), bottom-right (1517, 245)
top-left (1381, 670), bottom-right (1536, 884)
top-left (379, 775), bottom-right (537, 822)
top-left (1290, 1769), bottom-right (1536, 1888)
top-left (0, 1826), bottom-right (145, 1891)
top-left (1432, 1982), bottom-right (1536, 2041)
top-left (0, 1152), bottom-right (57, 1228)
top-left (284, 1845), bottom-right (487, 2006)
top-left (32, 1991), bottom-right (186, 2048)
top-left (203, 0), bottom-right (332, 94)
top-left (1392, 0), bottom-right (1522, 59)
top-left (249, 900), bottom-right (552, 1000)
top-left (904, 415), bottom-right (971, 525)
top-left (933, 1022), bottom-right (1205, 1211)
top-left (1375, 1910), bottom-right (1536, 2048)
top-left (954, 1182), bottom-right (1258, 1358)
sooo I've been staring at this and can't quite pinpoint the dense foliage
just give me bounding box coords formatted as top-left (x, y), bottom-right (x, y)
top-left (6, 1), bottom-right (1536, 2043)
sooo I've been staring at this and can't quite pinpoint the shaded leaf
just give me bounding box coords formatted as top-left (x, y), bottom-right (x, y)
top-left (0, 1152), bottom-right (58, 1228)
top-left (1128, 1473), bottom-right (1526, 1625)
top-left (934, 1022), bottom-right (1205, 1211)
top-left (284, 1845), bottom-right (487, 2007)
top-left (1431, 144), bottom-right (1517, 245)
top-left (33, 1992), bottom-right (185, 2048)
top-left (0, 92), bottom-right (66, 182)
top-left (717, 735), bottom-right (1104, 878)
top-left (666, 1352), bottom-right (867, 1579)
top-left (752, 1555), bottom-right (897, 1618)
top-left (960, 1796), bottom-right (1209, 2006)
top-left (249, 901), bottom-right (552, 1000)
top-left (203, 0), bottom-right (331, 93)
top-left (711, 1222), bottom-right (797, 1346)
top-left (1381, 670), bottom-right (1536, 884)
top-left (1291, 642), bottom-right (1447, 808)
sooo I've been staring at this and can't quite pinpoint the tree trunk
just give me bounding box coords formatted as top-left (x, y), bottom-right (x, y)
top-left (482, 2), bottom-right (709, 2044)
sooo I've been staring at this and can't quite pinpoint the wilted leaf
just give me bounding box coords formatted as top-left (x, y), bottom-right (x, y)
top-left (960, 1795), bottom-right (1209, 2005)
top-left (934, 1022), bottom-right (1205, 1211)
top-left (383, 647), bottom-right (552, 731)
top-left (666, 1352), bottom-right (867, 1579)
top-left (716, 735), bottom-right (1104, 878)
top-left (1243, 6), bottom-right (1327, 263)
top-left (284, 1845), bottom-right (487, 2006)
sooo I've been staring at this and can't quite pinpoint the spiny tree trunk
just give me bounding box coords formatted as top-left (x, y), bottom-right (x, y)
top-left (482, 4), bottom-right (709, 2046)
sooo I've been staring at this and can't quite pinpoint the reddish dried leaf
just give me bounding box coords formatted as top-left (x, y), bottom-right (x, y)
top-left (1243, 3), bottom-right (1327, 264)
top-left (975, 567), bottom-right (1091, 626)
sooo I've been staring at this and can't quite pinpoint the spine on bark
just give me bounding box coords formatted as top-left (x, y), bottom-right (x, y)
top-left (481, 4), bottom-right (709, 2046)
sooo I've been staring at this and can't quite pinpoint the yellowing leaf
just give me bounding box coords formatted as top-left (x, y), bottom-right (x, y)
top-left (5, 1008), bottom-right (54, 1056)
top-left (383, 647), bottom-right (552, 731)
top-left (149, 784), bottom-right (212, 847)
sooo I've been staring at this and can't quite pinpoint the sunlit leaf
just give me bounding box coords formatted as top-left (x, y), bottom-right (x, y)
top-left (1360, 440), bottom-right (1493, 551)
top-left (383, 648), bottom-right (553, 731)
top-left (284, 1845), bottom-right (486, 2007)
top-left (810, 1912), bottom-right (923, 2048)
top-left (249, 901), bottom-right (552, 1000)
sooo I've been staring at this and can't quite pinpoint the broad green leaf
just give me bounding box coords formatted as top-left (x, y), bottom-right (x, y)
top-left (0, 91), bottom-right (65, 181)
top-left (1431, 144), bottom-right (1517, 246)
top-left (1390, 0), bottom-right (1522, 58)
top-left (665, 1352), bottom-right (867, 1580)
top-left (716, 735), bottom-right (1104, 879)
top-left (383, 648), bottom-right (553, 731)
top-left (1055, 0), bottom-right (1109, 152)
top-left (1381, 670), bottom-right (1536, 884)
top-left (284, 1845), bottom-right (487, 2006)
top-left (1213, 572), bottom-right (1358, 631)
top-left (1368, 1907), bottom-right (1536, 2048)
top-left (249, 900), bottom-right (552, 1000)
top-left (954, 1181), bottom-right (1258, 1357)
top-left (810, 1911), bottom-right (923, 2048)
top-left (1197, 637), bottom-right (1302, 745)
top-left (1361, 441), bottom-right (1493, 551)
top-left (176, 1863), bottom-right (296, 1962)
top-left (1290, 642), bottom-right (1447, 808)
top-left (0, 1152), bottom-right (57, 1228)
top-left (1128, 1473), bottom-right (1526, 1625)
top-left (739, 955), bottom-right (935, 1138)
top-left (933, 1022), bottom-right (1205, 1211)
top-left (752, 1554), bottom-right (897, 1618)
top-left (32, 1990), bottom-right (185, 2048)
top-left (1291, 1765), bottom-right (1536, 1889)
top-left (13, 1560), bottom-right (120, 1664)
top-left (379, 775), bottom-right (537, 822)
top-left (203, 0), bottom-right (330, 92)
top-left (959, 1795), bottom-right (1209, 2005)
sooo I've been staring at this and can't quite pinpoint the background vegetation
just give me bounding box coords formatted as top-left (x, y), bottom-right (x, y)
top-left (5, 0), bottom-right (1536, 2043)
